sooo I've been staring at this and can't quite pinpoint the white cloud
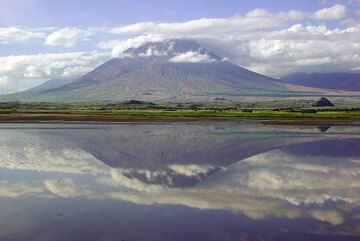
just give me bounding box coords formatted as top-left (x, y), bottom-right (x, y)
top-left (97, 168), bottom-right (166, 192)
top-left (277, 10), bottom-right (306, 20)
top-left (215, 23), bottom-right (360, 76)
top-left (313, 4), bottom-right (347, 20)
top-left (245, 8), bottom-right (270, 18)
top-left (109, 14), bottom-right (283, 36)
top-left (61, 65), bottom-right (95, 78)
top-left (239, 150), bottom-right (360, 205)
top-left (0, 126), bottom-right (358, 228)
top-left (0, 181), bottom-right (44, 198)
top-left (352, 66), bottom-right (360, 71)
top-left (0, 51), bottom-right (109, 94)
top-left (0, 132), bottom-right (110, 175)
top-left (138, 45), bottom-right (169, 57)
top-left (0, 5), bottom-right (358, 93)
top-left (103, 147), bottom-right (360, 226)
top-left (0, 27), bottom-right (45, 43)
top-left (169, 51), bottom-right (216, 63)
top-left (45, 27), bottom-right (94, 47)
top-left (108, 6), bottom-right (348, 37)
top-left (168, 164), bottom-right (215, 176)
top-left (44, 178), bottom-right (92, 198)
top-left (103, 6), bottom-right (358, 77)
top-left (97, 34), bottom-right (165, 57)
top-left (0, 76), bottom-right (9, 86)
top-left (309, 210), bottom-right (344, 226)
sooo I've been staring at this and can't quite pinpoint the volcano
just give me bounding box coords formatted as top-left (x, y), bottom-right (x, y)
top-left (2, 39), bottom-right (358, 102)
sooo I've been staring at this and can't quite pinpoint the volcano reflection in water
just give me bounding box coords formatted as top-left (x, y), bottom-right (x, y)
top-left (0, 122), bottom-right (359, 241)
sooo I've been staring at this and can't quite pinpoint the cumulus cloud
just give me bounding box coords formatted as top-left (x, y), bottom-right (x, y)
top-left (109, 13), bottom-right (283, 36)
top-left (313, 4), bottom-right (347, 20)
top-left (169, 51), bottom-right (215, 63)
top-left (168, 164), bottom-right (215, 176)
top-left (0, 51), bottom-right (109, 94)
top-left (0, 4), bottom-right (358, 93)
top-left (103, 148), bottom-right (360, 226)
top-left (138, 46), bottom-right (170, 57)
top-left (0, 27), bottom-right (45, 43)
top-left (97, 168), bottom-right (166, 192)
top-left (45, 27), bottom-right (94, 47)
top-left (242, 24), bottom-right (360, 76)
top-left (0, 125), bottom-right (358, 229)
top-left (97, 34), bottom-right (165, 57)
top-left (0, 131), bottom-right (110, 175)
top-left (108, 5), bottom-right (348, 37)
top-left (0, 76), bottom-right (9, 87)
top-left (102, 5), bottom-right (357, 77)
top-left (44, 178), bottom-right (92, 198)
top-left (0, 181), bottom-right (44, 198)
top-left (236, 150), bottom-right (360, 205)
top-left (309, 210), bottom-right (344, 226)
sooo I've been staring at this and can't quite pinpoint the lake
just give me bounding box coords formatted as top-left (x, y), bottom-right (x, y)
top-left (0, 122), bottom-right (359, 241)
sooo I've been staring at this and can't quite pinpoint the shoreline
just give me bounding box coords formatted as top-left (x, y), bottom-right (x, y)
top-left (0, 113), bottom-right (359, 126)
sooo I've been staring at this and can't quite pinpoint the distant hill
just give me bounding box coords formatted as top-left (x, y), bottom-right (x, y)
top-left (28, 78), bottom-right (73, 92)
top-left (281, 72), bottom-right (360, 91)
top-left (2, 78), bottom-right (73, 101)
top-left (1, 39), bottom-right (359, 102)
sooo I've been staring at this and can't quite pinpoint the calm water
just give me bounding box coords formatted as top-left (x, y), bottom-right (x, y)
top-left (0, 122), bottom-right (359, 241)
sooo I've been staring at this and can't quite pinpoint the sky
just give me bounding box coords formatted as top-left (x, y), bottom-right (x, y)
top-left (0, 0), bottom-right (359, 94)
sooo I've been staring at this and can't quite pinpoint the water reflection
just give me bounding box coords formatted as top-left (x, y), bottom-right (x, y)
top-left (317, 126), bottom-right (330, 133)
top-left (0, 123), bottom-right (359, 241)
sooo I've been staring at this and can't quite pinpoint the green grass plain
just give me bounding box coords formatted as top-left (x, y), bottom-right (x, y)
top-left (1, 109), bottom-right (359, 119)
top-left (0, 100), bottom-right (359, 122)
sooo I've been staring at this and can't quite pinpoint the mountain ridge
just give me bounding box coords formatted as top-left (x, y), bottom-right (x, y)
top-left (281, 72), bottom-right (360, 91)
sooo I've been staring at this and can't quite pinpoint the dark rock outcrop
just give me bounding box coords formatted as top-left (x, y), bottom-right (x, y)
top-left (312, 97), bottom-right (334, 107)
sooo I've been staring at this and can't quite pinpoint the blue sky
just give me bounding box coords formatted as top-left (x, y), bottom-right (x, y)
top-left (1, 0), bottom-right (354, 26)
top-left (0, 0), bottom-right (359, 94)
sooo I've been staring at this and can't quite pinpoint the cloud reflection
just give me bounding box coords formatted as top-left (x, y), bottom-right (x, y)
top-left (102, 149), bottom-right (360, 226)
top-left (0, 124), bottom-right (358, 230)
top-left (44, 178), bottom-right (93, 198)
top-left (0, 181), bottom-right (44, 198)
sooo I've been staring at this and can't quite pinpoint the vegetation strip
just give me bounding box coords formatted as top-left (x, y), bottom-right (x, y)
top-left (0, 109), bottom-right (359, 125)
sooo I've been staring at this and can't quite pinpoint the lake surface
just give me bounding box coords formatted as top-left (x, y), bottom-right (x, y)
top-left (0, 122), bottom-right (359, 241)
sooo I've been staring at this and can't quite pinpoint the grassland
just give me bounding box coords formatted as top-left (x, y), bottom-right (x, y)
top-left (0, 100), bottom-right (359, 125)
top-left (2, 109), bottom-right (359, 119)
